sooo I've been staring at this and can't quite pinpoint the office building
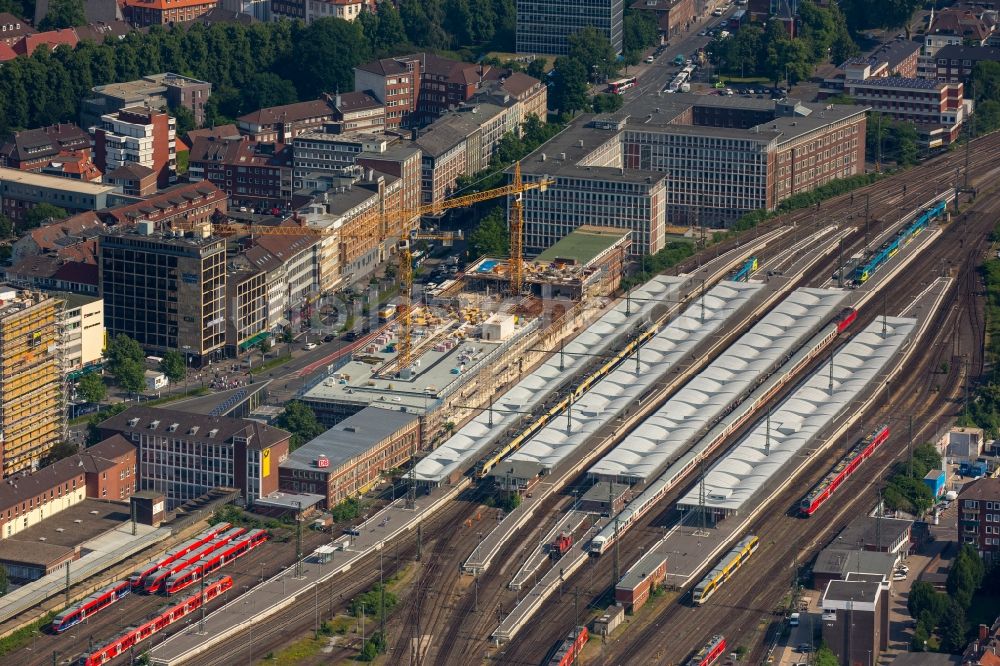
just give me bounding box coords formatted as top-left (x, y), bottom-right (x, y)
top-left (225, 266), bottom-right (267, 356)
top-left (55, 292), bottom-right (104, 379)
top-left (93, 106), bottom-right (177, 189)
top-left (842, 77), bottom-right (968, 147)
top-left (326, 91), bottom-right (385, 134)
top-left (278, 406), bottom-right (420, 507)
top-left (516, 0), bottom-right (624, 56)
top-left (959, 477), bottom-right (1000, 564)
top-left (0, 287), bottom-right (64, 477)
top-left (98, 223), bottom-right (226, 365)
top-left (0, 168), bottom-right (117, 226)
top-left (98, 406), bottom-right (291, 508)
top-left (241, 234), bottom-right (321, 333)
top-left (82, 73), bottom-right (212, 129)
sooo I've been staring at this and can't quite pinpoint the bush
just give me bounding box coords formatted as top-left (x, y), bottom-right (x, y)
top-left (330, 497), bottom-right (362, 523)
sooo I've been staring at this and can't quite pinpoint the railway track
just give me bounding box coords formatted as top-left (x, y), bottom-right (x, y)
top-left (497, 176), bottom-right (998, 665)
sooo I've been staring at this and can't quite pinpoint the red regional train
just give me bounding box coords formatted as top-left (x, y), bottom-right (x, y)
top-left (548, 626), bottom-right (588, 666)
top-left (686, 635), bottom-right (727, 666)
top-left (52, 579), bottom-right (131, 633)
top-left (799, 424), bottom-right (890, 516)
top-left (127, 522), bottom-right (232, 589)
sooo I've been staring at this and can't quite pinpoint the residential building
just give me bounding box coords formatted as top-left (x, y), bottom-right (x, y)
top-left (959, 477), bottom-right (1000, 564)
top-left (39, 151), bottom-right (103, 182)
top-left (516, 95), bottom-right (868, 249)
top-left (93, 106), bottom-right (177, 189)
top-left (99, 223), bottom-right (227, 364)
top-left (0, 287), bottom-right (64, 477)
top-left (185, 124), bottom-right (240, 145)
top-left (842, 37), bottom-right (923, 80)
top-left (225, 266), bottom-right (267, 356)
top-left (269, 0), bottom-right (304, 20)
top-left (356, 143), bottom-right (423, 224)
top-left (97, 406), bottom-right (291, 507)
top-left (82, 73), bottom-right (212, 129)
top-left (4, 256), bottom-right (99, 296)
top-left (237, 99), bottom-right (334, 144)
top-left (821, 578), bottom-right (889, 666)
top-left (304, 0), bottom-right (360, 22)
top-left (920, 7), bottom-right (995, 77)
top-left (935, 44), bottom-right (1000, 83)
top-left (0, 12), bottom-right (33, 46)
top-left (416, 121), bottom-right (473, 210)
top-left (242, 234), bottom-right (321, 332)
top-left (11, 28), bottom-right (77, 57)
top-left (0, 435), bottom-right (137, 539)
top-left (0, 168), bottom-right (117, 226)
top-left (516, 0), bottom-right (624, 56)
top-left (99, 181), bottom-right (227, 228)
top-left (0, 123), bottom-right (92, 172)
top-left (842, 77), bottom-right (968, 147)
top-left (188, 136), bottom-right (293, 211)
top-left (471, 72), bottom-right (549, 127)
top-left (630, 0), bottom-right (695, 40)
top-left (10, 212), bottom-right (103, 266)
top-left (354, 53), bottom-right (509, 128)
top-left (326, 91), bottom-right (386, 134)
top-left (278, 406), bottom-right (419, 507)
top-left (121, 0), bottom-right (217, 26)
top-left (55, 292), bottom-right (104, 378)
top-left (104, 163), bottom-right (157, 197)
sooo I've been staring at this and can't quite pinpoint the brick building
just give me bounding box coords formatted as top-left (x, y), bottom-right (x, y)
top-left (935, 44), bottom-right (1000, 83)
top-left (0, 12), bottom-right (33, 46)
top-left (920, 7), bottom-right (995, 78)
top-left (237, 99), bottom-right (334, 143)
top-left (326, 91), bottom-right (385, 134)
top-left (959, 477), bottom-right (1000, 564)
top-left (98, 406), bottom-right (291, 508)
top-left (615, 549), bottom-right (668, 611)
top-left (842, 77), bottom-right (968, 147)
top-left (278, 406), bottom-right (419, 508)
top-left (99, 181), bottom-right (227, 228)
top-left (121, 0), bottom-right (217, 25)
top-left (630, 0), bottom-right (695, 40)
top-left (93, 106), bottom-right (176, 189)
top-left (822, 577), bottom-right (890, 666)
top-left (0, 123), bottom-right (92, 172)
top-left (105, 163), bottom-right (157, 197)
top-left (188, 136), bottom-right (293, 211)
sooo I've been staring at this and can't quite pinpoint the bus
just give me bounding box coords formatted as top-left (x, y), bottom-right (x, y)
top-left (607, 77), bottom-right (637, 95)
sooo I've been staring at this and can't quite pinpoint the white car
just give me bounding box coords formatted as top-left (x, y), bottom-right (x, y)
top-left (303, 342), bottom-right (317, 350)
top-left (712, 8), bottom-right (724, 16)
top-left (645, 55), bottom-right (655, 63)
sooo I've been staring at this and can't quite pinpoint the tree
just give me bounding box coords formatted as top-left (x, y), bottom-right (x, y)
top-left (592, 93), bottom-right (624, 113)
top-left (468, 207), bottom-right (508, 258)
top-left (907, 581), bottom-right (948, 624)
top-left (947, 544), bottom-right (985, 609)
top-left (526, 57), bottom-right (547, 80)
top-left (551, 56), bottom-right (589, 114)
top-left (42, 440), bottom-right (79, 465)
top-left (23, 203), bottom-right (68, 229)
top-left (839, 0), bottom-right (922, 32)
top-left (39, 0), bottom-right (85, 29)
top-left (813, 647), bottom-right (839, 666)
top-left (106, 333), bottom-right (145, 373)
top-left (568, 27), bottom-right (619, 81)
top-left (276, 400), bottom-right (325, 450)
top-left (239, 72), bottom-right (297, 117)
top-left (0, 565), bottom-right (7, 596)
top-left (911, 623), bottom-right (930, 651)
top-left (77, 372), bottom-right (107, 404)
top-left (159, 350), bottom-right (187, 383)
top-left (116, 358), bottom-right (146, 394)
top-left (170, 104), bottom-right (196, 134)
top-left (938, 600), bottom-right (968, 653)
top-left (623, 9), bottom-right (659, 55)
top-left (283, 18), bottom-right (370, 100)
top-left (0, 214), bottom-right (12, 238)
top-left (972, 61), bottom-right (1000, 104)
top-left (259, 338), bottom-right (272, 354)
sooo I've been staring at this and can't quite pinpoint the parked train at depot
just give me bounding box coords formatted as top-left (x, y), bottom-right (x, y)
top-left (799, 424), bottom-right (890, 516)
top-left (851, 200), bottom-right (945, 285)
top-left (76, 576), bottom-right (233, 665)
top-left (730, 256), bottom-right (758, 282)
top-left (128, 522), bottom-right (232, 589)
top-left (164, 528), bottom-right (268, 595)
top-left (548, 626), bottom-right (588, 666)
top-left (52, 580), bottom-right (131, 633)
top-left (692, 535), bottom-right (759, 605)
top-left (142, 526), bottom-right (247, 593)
top-left (686, 634), bottom-right (727, 666)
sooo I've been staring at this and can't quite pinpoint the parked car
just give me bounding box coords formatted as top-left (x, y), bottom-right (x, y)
top-left (645, 55), bottom-right (655, 63)
top-left (303, 342), bottom-right (317, 350)
top-left (323, 334), bottom-right (336, 343)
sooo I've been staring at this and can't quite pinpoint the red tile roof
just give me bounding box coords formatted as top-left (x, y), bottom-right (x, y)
top-left (13, 28), bottom-right (78, 56)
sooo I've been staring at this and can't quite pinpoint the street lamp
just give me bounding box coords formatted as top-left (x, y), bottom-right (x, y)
top-left (182, 345), bottom-right (191, 392)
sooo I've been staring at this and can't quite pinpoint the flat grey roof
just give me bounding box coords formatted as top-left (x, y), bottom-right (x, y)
top-left (617, 549), bottom-right (668, 591)
top-left (837, 516), bottom-right (913, 551)
top-left (581, 481), bottom-right (629, 503)
top-left (824, 579), bottom-right (880, 603)
top-left (813, 548), bottom-right (897, 577)
top-left (282, 406), bottom-right (418, 473)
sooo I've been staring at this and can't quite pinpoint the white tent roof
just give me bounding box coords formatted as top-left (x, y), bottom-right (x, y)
top-left (676, 316), bottom-right (916, 513)
top-left (506, 281), bottom-right (764, 471)
top-left (412, 276), bottom-right (684, 483)
top-left (589, 288), bottom-right (849, 482)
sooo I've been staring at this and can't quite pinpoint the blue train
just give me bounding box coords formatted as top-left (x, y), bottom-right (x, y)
top-left (851, 200), bottom-right (946, 285)
top-left (730, 256), bottom-right (758, 282)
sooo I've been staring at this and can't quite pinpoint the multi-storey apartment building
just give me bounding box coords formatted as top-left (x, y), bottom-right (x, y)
top-left (98, 406), bottom-right (291, 508)
top-left (517, 95), bottom-right (868, 247)
top-left (0, 168), bottom-right (117, 225)
top-left (291, 131), bottom-right (390, 188)
top-left (959, 477), bottom-right (1000, 564)
top-left (304, 0), bottom-right (361, 22)
top-left (98, 223), bottom-right (227, 365)
top-left (121, 0), bottom-right (218, 26)
top-left (919, 7), bottom-right (994, 78)
top-left (188, 136), bottom-right (293, 212)
top-left (54, 292), bottom-right (104, 379)
top-left (0, 123), bottom-right (92, 171)
top-left (326, 91), bottom-right (385, 134)
top-left (93, 106), bottom-right (176, 189)
top-left (0, 12), bottom-right (33, 47)
top-left (516, 0), bottom-right (624, 56)
top-left (0, 287), bottom-right (63, 477)
top-left (242, 234), bottom-right (320, 332)
top-left (82, 73), bottom-right (212, 129)
top-left (236, 99), bottom-right (334, 144)
top-left (935, 44), bottom-right (1000, 84)
top-left (100, 181), bottom-right (227, 228)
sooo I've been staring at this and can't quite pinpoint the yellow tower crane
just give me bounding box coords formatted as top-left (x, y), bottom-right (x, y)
top-left (203, 162), bottom-right (554, 374)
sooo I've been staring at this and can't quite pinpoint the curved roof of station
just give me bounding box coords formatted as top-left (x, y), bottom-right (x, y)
top-left (676, 316), bottom-right (916, 513)
top-left (411, 275), bottom-right (684, 482)
top-left (590, 288), bottom-right (849, 482)
top-left (506, 281), bottom-right (764, 471)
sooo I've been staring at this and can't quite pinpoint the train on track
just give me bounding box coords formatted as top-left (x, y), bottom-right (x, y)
top-left (851, 200), bottom-right (945, 285)
top-left (799, 424), bottom-right (890, 516)
top-left (730, 257), bottom-right (758, 282)
top-left (587, 307), bottom-right (858, 557)
top-left (547, 626), bottom-right (588, 666)
top-left (75, 575), bottom-right (233, 666)
top-left (142, 526), bottom-right (248, 593)
top-left (52, 580), bottom-right (131, 633)
top-left (128, 522), bottom-right (232, 589)
top-left (692, 535), bottom-right (759, 605)
top-left (686, 634), bottom-right (727, 666)
top-left (163, 528), bottom-right (267, 595)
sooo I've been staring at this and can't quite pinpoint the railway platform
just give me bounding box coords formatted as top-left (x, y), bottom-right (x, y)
top-left (508, 510), bottom-right (593, 590)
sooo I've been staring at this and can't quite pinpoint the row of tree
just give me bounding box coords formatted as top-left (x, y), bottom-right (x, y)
top-left (881, 442), bottom-right (942, 515)
top-left (708, 1), bottom-right (856, 85)
top-left (908, 544), bottom-right (986, 652)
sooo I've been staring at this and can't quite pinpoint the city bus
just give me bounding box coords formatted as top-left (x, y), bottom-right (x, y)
top-left (607, 77), bottom-right (637, 95)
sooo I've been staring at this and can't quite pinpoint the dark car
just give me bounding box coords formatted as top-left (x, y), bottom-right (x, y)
top-left (323, 334), bottom-right (336, 343)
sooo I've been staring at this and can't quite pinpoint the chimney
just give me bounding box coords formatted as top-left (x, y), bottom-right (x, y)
top-left (335, 93), bottom-right (342, 108)
top-left (366, 167), bottom-right (375, 181)
top-left (981, 625), bottom-right (990, 641)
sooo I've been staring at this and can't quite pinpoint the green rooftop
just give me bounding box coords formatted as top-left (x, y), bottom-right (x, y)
top-left (535, 226), bottom-right (631, 266)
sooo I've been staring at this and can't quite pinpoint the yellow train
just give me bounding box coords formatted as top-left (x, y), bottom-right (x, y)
top-left (692, 534), bottom-right (760, 605)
